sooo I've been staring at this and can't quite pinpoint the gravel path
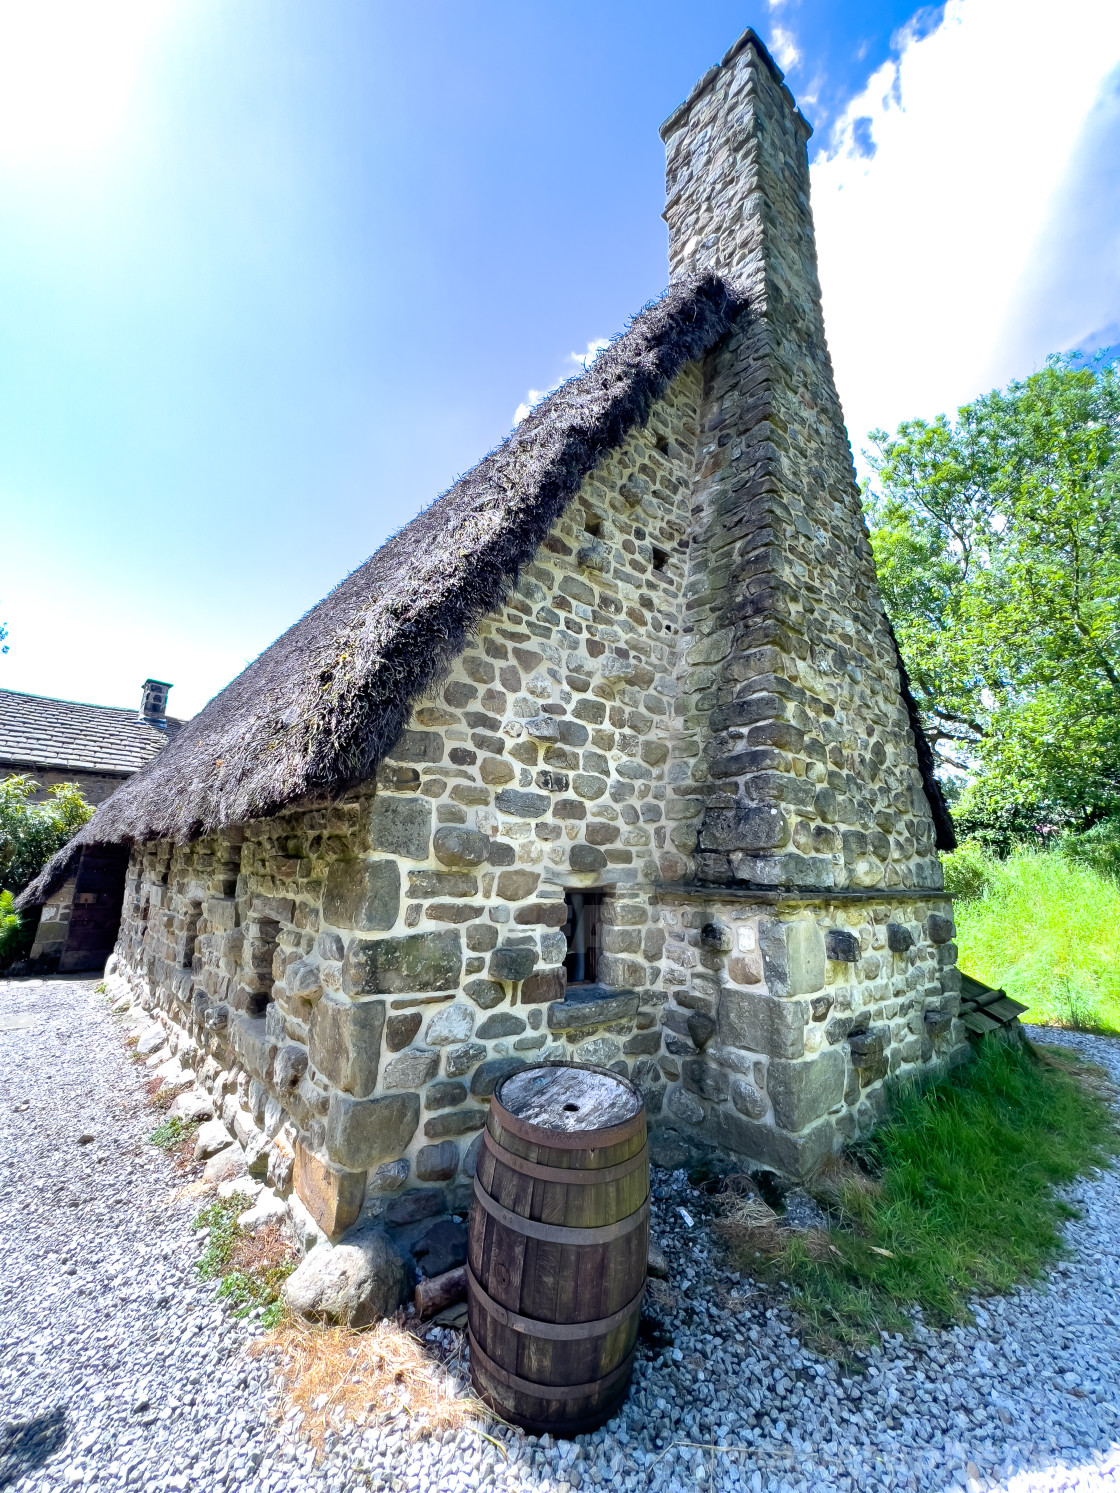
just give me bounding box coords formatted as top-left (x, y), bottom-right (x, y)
top-left (3, 982), bottom-right (1120, 1493)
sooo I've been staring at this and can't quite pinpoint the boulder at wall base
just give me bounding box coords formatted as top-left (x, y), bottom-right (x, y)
top-left (204, 1143), bottom-right (248, 1185)
top-left (411, 1218), bottom-right (467, 1278)
top-left (195, 1118), bottom-right (234, 1161)
top-left (135, 1026), bottom-right (166, 1058)
top-left (283, 1224), bottom-right (412, 1328)
top-left (170, 1089), bottom-right (214, 1124)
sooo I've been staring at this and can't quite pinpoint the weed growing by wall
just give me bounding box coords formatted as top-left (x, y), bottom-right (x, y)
top-left (194, 1194), bottom-right (296, 1328)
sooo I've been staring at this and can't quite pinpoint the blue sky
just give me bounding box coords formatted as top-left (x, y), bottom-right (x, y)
top-left (1, 0), bottom-right (1118, 719)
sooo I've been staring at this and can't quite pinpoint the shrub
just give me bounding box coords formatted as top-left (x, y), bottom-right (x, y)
top-left (0, 890), bottom-right (20, 961)
top-left (0, 775), bottom-right (94, 895)
top-left (1058, 818), bottom-right (1120, 882)
top-left (940, 840), bottom-right (996, 901)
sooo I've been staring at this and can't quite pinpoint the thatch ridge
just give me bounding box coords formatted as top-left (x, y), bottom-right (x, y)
top-left (18, 275), bottom-right (741, 907)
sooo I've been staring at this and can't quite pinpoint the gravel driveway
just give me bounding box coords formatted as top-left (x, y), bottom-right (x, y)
top-left (3, 979), bottom-right (1120, 1493)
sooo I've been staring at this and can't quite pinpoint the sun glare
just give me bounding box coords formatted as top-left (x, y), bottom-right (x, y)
top-left (0, 0), bottom-right (179, 173)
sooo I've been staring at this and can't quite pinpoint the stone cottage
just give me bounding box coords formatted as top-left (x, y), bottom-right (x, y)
top-left (3, 679), bottom-right (183, 971)
top-left (20, 30), bottom-right (963, 1240)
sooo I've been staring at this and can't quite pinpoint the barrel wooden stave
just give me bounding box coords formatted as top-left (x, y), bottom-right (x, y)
top-left (467, 1064), bottom-right (649, 1434)
top-left (476, 1119), bottom-right (649, 1264)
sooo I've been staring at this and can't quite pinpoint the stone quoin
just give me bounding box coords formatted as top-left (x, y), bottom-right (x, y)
top-left (19, 29), bottom-right (964, 1240)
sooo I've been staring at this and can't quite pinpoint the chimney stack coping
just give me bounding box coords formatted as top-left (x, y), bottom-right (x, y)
top-left (659, 27), bottom-right (812, 144)
top-left (139, 678), bottom-right (173, 723)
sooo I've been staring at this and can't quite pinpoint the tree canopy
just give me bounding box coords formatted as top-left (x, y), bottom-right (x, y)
top-left (865, 352), bottom-right (1120, 838)
top-left (0, 775), bottom-right (94, 895)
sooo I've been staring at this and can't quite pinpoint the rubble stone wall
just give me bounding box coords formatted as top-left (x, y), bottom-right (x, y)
top-left (28, 874), bottom-right (77, 964)
top-left (653, 890), bottom-right (962, 1176)
top-left (107, 369), bottom-right (702, 1235)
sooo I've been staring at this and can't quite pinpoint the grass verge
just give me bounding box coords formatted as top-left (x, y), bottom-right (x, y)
top-left (944, 843), bottom-right (1120, 1033)
top-left (194, 1193), bottom-right (297, 1327)
top-left (719, 1038), bottom-right (1119, 1352)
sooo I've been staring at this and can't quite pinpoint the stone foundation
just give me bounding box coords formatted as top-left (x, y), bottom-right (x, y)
top-left (104, 828), bottom-right (964, 1237)
top-left (651, 889), bottom-right (966, 1175)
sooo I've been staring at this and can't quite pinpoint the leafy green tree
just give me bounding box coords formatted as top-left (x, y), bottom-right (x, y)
top-left (866, 352), bottom-right (1120, 833)
top-left (0, 890), bottom-right (20, 961)
top-left (0, 775), bottom-right (94, 895)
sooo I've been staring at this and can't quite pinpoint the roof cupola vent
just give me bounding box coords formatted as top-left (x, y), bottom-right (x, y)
top-left (139, 678), bottom-right (172, 723)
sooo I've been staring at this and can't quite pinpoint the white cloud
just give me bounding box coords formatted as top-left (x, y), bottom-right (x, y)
top-left (810, 0), bottom-right (1120, 468)
top-left (513, 339), bottom-right (610, 426)
top-left (770, 25), bottom-right (802, 71)
top-left (0, 0), bottom-right (181, 176)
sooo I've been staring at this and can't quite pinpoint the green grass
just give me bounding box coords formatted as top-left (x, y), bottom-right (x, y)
top-left (149, 1115), bottom-right (196, 1151)
top-left (944, 843), bottom-right (1120, 1033)
top-left (726, 1039), bottom-right (1119, 1351)
top-left (194, 1193), bottom-right (295, 1326)
top-left (194, 1194), bottom-right (251, 1279)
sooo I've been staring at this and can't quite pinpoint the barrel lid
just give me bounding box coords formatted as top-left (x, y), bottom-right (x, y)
top-left (496, 1064), bottom-right (643, 1138)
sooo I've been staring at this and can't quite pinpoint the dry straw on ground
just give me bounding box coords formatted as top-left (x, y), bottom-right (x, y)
top-left (713, 1173), bottom-right (839, 1264)
top-left (647, 1278), bottom-right (678, 1314)
top-left (254, 1317), bottom-right (490, 1451)
top-left (230, 1220), bottom-right (297, 1277)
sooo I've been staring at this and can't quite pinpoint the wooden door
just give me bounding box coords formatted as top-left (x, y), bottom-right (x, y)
top-left (59, 844), bottom-right (130, 973)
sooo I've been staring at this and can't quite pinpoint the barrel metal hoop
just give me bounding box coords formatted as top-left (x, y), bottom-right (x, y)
top-left (481, 1128), bottom-right (649, 1186)
top-left (468, 1265), bottom-right (645, 1340)
top-left (472, 1177), bottom-right (650, 1245)
top-left (469, 1330), bottom-right (637, 1402)
top-left (491, 1104), bottom-right (645, 1152)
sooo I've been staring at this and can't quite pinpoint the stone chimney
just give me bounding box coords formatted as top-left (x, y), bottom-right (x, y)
top-left (139, 678), bottom-right (172, 724)
top-left (664, 32), bottom-right (943, 892)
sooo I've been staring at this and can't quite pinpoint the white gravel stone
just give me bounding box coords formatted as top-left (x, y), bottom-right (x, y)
top-left (3, 982), bottom-right (1120, 1493)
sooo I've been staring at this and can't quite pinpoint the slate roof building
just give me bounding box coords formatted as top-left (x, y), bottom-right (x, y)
top-left (0, 679), bottom-right (182, 806)
top-left (20, 32), bottom-right (964, 1243)
top-left (3, 679), bottom-right (183, 974)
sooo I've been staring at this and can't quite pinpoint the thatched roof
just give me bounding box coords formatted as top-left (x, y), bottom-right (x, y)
top-left (18, 275), bottom-right (741, 906)
top-left (18, 268), bottom-right (955, 911)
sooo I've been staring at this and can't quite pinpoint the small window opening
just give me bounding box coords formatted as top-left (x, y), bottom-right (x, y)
top-left (563, 890), bottom-right (604, 987)
top-left (653, 434), bottom-right (670, 455)
top-left (583, 513), bottom-right (602, 537)
top-left (651, 546), bottom-right (670, 573)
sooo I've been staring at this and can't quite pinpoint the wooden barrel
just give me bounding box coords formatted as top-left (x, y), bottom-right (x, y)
top-left (467, 1063), bottom-right (649, 1435)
